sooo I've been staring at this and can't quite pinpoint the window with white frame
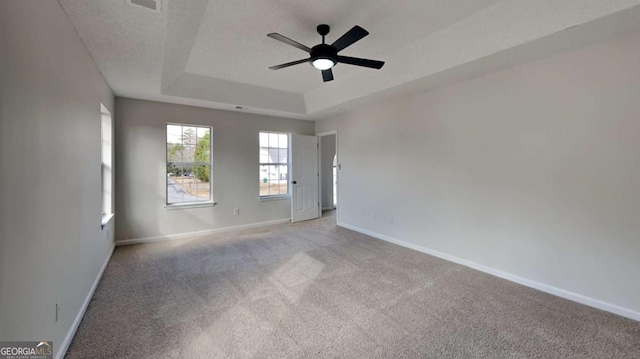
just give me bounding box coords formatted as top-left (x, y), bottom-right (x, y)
top-left (166, 124), bottom-right (212, 205)
top-left (333, 154), bottom-right (337, 207)
top-left (259, 132), bottom-right (289, 197)
top-left (101, 104), bottom-right (113, 223)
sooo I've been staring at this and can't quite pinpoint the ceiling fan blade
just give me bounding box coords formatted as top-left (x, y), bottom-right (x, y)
top-left (269, 58), bottom-right (309, 70)
top-left (336, 55), bottom-right (384, 69)
top-left (331, 25), bottom-right (369, 52)
top-left (267, 33), bottom-right (311, 53)
top-left (322, 69), bottom-right (334, 82)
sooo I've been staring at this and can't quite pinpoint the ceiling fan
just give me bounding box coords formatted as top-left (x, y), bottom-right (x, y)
top-left (267, 24), bottom-right (385, 82)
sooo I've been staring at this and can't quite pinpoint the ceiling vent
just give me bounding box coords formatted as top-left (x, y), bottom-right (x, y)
top-left (128, 0), bottom-right (161, 13)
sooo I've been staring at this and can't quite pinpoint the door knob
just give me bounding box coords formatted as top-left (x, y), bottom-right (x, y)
top-left (292, 181), bottom-right (297, 184)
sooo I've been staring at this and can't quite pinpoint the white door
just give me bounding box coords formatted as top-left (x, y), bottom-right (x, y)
top-left (291, 134), bottom-right (319, 222)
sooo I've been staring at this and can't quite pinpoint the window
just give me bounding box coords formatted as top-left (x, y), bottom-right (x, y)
top-left (166, 124), bottom-right (212, 206)
top-left (333, 154), bottom-right (337, 207)
top-left (259, 132), bottom-right (289, 197)
top-left (101, 104), bottom-right (113, 225)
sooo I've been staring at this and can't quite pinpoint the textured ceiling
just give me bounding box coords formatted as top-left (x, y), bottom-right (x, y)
top-left (185, 0), bottom-right (500, 94)
top-left (59, 0), bottom-right (640, 120)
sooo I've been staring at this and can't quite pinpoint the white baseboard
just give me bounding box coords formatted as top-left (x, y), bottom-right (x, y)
top-left (56, 242), bottom-right (115, 359)
top-left (116, 218), bottom-right (291, 246)
top-left (337, 221), bottom-right (640, 322)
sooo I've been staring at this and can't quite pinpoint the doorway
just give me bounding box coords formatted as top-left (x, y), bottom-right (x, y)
top-left (317, 131), bottom-right (338, 219)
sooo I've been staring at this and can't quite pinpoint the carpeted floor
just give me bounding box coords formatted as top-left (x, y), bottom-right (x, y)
top-left (67, 213), bottom-right (640, 358)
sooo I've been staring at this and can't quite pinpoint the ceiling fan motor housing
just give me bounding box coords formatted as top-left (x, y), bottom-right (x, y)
top-left (310, 44), bottom-right (337, 66)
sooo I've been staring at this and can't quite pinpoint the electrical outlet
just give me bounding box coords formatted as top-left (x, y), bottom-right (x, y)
top-left (55, 300), bottom-right (61, 322)
top-left (390, 217), bottom-right (394, 225)
top-left (233, 208), bottom-right (240, 216)
top-left (370, 213), bottom-right (375, 221)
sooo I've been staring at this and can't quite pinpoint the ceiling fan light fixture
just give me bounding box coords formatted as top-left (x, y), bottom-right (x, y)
top-left (312, 58), bottom-right (335, 70)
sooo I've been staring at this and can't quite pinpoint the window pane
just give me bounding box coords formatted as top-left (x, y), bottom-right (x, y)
top-left (278, 148), bottom-right (288, 164)
top-left (259, 132), bottom-right (269, 148)
top-left (269, 133), bottom-right (279, 148)
top-left (167, 143), bottom-right (183, 163)
top-left (259, 165), bottom-right (269, 196)
top-left (197, 126), bottom-right (209, 140)
top-left (278, 165), bottom-right (288, 194)
top-left (192, 165), bottom-right (210, 200)
top-left (195, 128), bottom-right (211, 163)
top-left (279, 134), bottom-right (288, 149)
top-left (259, 148), bottom-right (269, 164)
top-left (268, 165), bottom-right (278, 181)
top-left (167, 166), bottom-right (184, 204)
top-left (182, 127), bottom-right (196, 162)
top-left (278, 164), bottom-right (288, 180)
top-left (167, 125), bottom-right (182, 145)
top-left (182, 126), bottom-right (197, 145)
top-left (167, 124), bottom-right (184, 163)
top-left (267, 148), bottom-right (278, 163)
top-left (269, 165), bottom-right (279, 196)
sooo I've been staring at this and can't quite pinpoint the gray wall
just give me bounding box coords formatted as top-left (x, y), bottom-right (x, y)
top-left (316, 28), bottom-right (640, 316)
top-left (320, 134), bottom-right (336, 210)
top-left (115, 98), bottom-right (315, 241)
top-left (0, 1), bottom-right (115, 356)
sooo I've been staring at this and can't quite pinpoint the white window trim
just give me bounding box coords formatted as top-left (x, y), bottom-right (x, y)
top-left (100, 104), bottom-right (113, 228)
top-left (164, 202), bottom-right (216, 210)
top-left (165, 123), bottom-right (214, 209)
top-left (259, 131), bottom-right (291, 198)
top-left (101, 213), bottom-right (114, 228)
top-left (259, 194), bottom-right (291, 202)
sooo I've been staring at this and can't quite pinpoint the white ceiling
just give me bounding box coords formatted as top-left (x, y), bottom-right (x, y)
top-left (59, 0), bottom-right (640, 120)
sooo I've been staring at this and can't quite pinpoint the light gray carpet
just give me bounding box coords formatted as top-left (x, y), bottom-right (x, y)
top-left (67, 214), bottom-right (640, 358)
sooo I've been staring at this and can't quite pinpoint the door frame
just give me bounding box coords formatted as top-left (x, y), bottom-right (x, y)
top-left (316, 130), bottom-right (338, 219)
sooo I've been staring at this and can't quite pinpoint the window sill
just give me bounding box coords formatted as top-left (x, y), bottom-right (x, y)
top-left (101, 213), bottom-right (114, 229)
top-left (260, 195), bottom-right (291, 202)
top-left (165, 201), bottom-right (217, 211)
